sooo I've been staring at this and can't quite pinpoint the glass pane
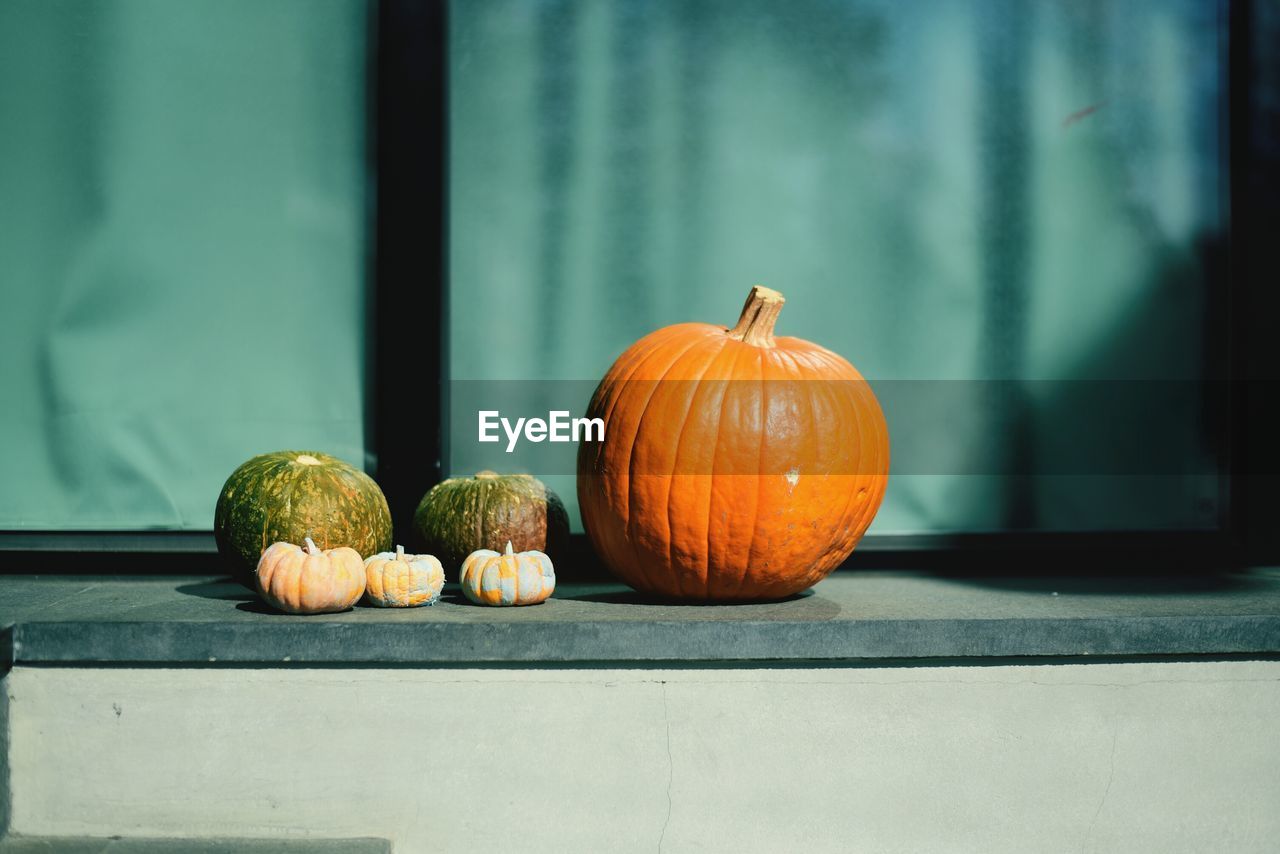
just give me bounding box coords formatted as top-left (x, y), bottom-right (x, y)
top-left (449, 0), bottom-right (1225, 534)
top-left (0, 0), bottom-right (370, 529)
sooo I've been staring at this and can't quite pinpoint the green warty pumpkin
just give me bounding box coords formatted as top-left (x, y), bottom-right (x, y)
top-left (214, 450), bottom-right (393, 583)
top-left (413, 471), bottom-right (569, 572)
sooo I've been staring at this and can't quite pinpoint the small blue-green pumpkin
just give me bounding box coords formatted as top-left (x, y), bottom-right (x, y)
top-left (459, 541), bottom-right (555, 606)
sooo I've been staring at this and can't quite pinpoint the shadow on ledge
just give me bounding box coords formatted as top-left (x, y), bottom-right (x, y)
top-left (559, 587), bottom-right (816, 606)
top-left (175, 580), bottom-right (255, 602)
top-left (844, 529), bottom-right (1261, 595)
top-left (929, 570), bottom-right (1270, 597)
top-left (234, 600), bottom-right (281, 615)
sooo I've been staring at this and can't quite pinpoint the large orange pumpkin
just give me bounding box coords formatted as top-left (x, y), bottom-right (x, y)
top-left (577, 286), bottom-right (889, 601)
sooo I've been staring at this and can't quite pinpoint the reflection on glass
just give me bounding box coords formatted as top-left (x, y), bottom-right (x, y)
top-left (0, 0), bottom-right (369, 529)
top-left (450, 0), bottom-right (1224, 534)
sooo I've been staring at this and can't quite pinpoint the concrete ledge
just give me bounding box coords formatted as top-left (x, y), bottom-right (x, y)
top-left (0, 837), bottom-right (390, 853)
top-left (7, 664), bottom-right (1279, 852)
top-left (2, 570), bottom-right (1279, 665)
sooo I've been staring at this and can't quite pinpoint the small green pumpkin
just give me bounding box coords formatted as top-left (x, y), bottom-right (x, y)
top-left (413, 471), bottom-right (569, 572)
top-left (214, 450), bottom-right (393, 583)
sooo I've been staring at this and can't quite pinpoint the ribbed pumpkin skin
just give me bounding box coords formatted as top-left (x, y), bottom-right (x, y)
top-left (460, 542), bottom-right (555, 606)
top-left (364, 546), bottom-right (445, 608)
top-left (413, 472), bottom-right (569, 572)
top-left (577, 288), bottom-right (889, 601)
top-left (215, 451), bottom-right (393, 584)
top-left (255, 540), bottom-right (366, 615)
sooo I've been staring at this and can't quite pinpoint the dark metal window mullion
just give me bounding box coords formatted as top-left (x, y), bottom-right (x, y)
top-left (371, 0), bottom-right (450, 545)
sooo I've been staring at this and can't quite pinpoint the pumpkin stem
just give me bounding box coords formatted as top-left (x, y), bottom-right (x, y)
top-left (475, 471), bottom-right (499, 480)
top-left (504, 541), bottom-right (515, 556)
top-left (304, 537), bottom-right (319, 555)
top-left (727, 286), bottom-right (785, 348)
top-left (395, 544), bottom-right (405, 561)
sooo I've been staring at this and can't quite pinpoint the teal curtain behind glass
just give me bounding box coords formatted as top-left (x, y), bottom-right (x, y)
top-left (0, 0), bottom-right (369, 529)
top-left (450, 0), bottom-right (1224, 534)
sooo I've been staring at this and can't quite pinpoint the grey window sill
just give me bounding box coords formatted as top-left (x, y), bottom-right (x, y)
top-left (2, 570), bottom-right (1279, 667)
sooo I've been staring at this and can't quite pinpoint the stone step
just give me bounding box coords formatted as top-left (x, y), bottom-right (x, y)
top-left (0, 837), bottom-right (391, 853)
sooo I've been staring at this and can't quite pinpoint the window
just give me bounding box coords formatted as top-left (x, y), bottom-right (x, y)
top-left (0, 0), bottom-right (370, 531)
top-left (2, 0), bottom-right (1272, 568)
top-left (448, 0), bottom-right (1227, 536)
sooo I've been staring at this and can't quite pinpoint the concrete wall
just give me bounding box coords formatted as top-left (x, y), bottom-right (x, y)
top-left (7, 661), bottom-right (1280, 852)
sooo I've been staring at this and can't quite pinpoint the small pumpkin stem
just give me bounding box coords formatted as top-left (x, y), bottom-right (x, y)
top-left (475, 471), bottom-right (499, 480)
top-left (395, 544), bottom-right (405, 561)
top-left (304, 537), bottom-right (319, 555)
top-left (727, 286), bottom-right (785, 348)
top-left (504, 541), bottom-right (515, 556)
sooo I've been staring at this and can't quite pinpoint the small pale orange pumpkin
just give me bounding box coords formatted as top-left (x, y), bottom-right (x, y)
top-left (364, 545), bottom-right (445, 608)
top-left (255, 537), bottom-right (366, 615)
top-left (459, 541), bottom-right (555, 606)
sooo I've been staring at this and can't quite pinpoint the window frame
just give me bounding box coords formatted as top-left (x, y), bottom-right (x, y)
top-left (1, 0), bottom-right (1275, 575)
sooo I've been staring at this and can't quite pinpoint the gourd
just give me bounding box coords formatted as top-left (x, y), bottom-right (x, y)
top-left (255, 538), bottom-right (366, 614)
top-left (577, 286), bottom-right (889, 601)
top-left (413, 471), bottom-right (569, 572)
top-left (214, 450), bottom-right (393, 584)
top-left (364, 545), bottom-right (445, 608)
top-left (459, 541), bottom-right (556, 606)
